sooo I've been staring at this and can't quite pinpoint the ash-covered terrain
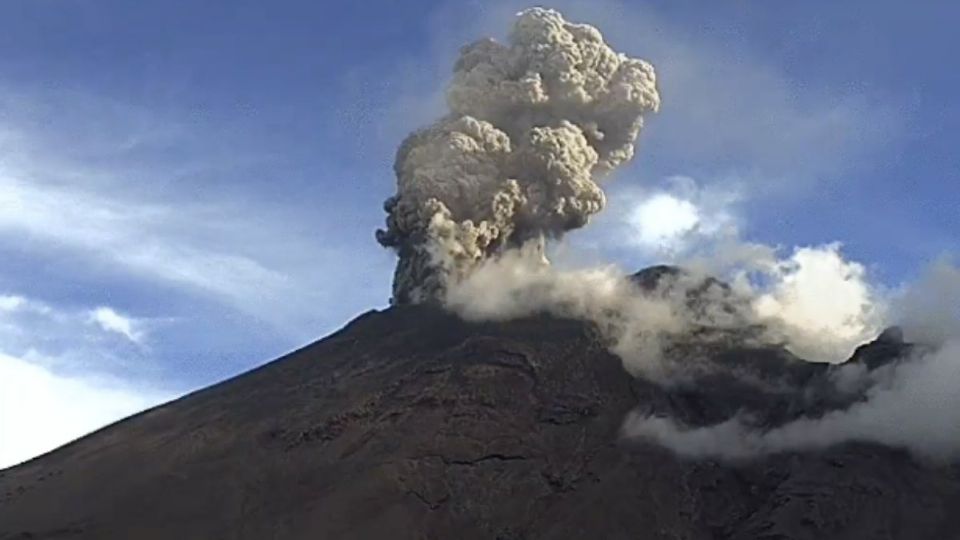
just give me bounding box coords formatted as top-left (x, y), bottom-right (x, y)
top-left (2, 266), bottom-right (959, 539)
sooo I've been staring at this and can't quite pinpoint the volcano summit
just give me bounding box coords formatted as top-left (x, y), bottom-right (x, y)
top-left (2, 272), bottom-right (959, 538)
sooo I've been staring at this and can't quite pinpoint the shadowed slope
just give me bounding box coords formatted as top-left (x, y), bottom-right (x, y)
top-left (2, 305), bottom-right (959, 539)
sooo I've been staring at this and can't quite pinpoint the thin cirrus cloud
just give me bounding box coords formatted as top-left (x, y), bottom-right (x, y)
top-left (0, 175), bottom-right (289, 320)
top-left (0, 120), bottom-right (386, 340)
top-left (0, 293), bottom-right (146, 374)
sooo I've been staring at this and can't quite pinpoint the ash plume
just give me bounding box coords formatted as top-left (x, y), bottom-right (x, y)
top-left (376, 7), bottom-right (660, 304)
top-left (376, 6), bottom-right (958, 463)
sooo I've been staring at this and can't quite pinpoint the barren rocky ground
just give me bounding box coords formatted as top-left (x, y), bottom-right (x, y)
top-left (2, 295), bottom-right (959, 539)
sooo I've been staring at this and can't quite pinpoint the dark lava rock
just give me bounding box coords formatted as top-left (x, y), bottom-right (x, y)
top-left (1, 305), bottom-right (959, 539)
top-left (847, 326), bottom-right (915, 371)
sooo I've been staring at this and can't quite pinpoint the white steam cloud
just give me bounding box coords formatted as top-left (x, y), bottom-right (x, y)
top-left (625, 176), bottom-right (740, 256)
top-left (629, 194), bottom-right (700, 251)
top-left (376, 8), bottom-right (660, 304)
top-left (891, 257), bottom-right (960, 345)
top-left (446, 239), bottom-right (882, 376)
top-left (623, 339), bottom-right (960, 462)
top-left (622, 259), bottom-right (960, 461)
top-left (446, 244), bottom-right (713, 380)
top-left (747, 243), bottom-right (884, 363)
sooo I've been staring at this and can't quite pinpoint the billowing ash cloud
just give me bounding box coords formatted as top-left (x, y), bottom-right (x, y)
top-left (376, 8), bottom-right (660, 304)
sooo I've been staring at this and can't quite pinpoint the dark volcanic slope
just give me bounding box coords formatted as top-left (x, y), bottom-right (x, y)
top-left (2, 306), bottom-right (960, 539)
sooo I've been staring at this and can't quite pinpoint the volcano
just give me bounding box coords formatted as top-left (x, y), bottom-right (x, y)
top-left (2, 267), bottom-right (959, 540)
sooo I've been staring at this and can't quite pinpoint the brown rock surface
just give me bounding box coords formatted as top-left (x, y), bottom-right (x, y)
top-left (2, 304), bottom-right (959, 539)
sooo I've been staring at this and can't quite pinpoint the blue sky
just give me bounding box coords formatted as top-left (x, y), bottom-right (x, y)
top-left (0, 0), bottom-right (957, 466)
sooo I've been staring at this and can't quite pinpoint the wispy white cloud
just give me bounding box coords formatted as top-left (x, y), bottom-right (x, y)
top-left (0, 294), bottom-right (28, 312)
top-left (0, 108), bottom-right (388, 339)
top-left (88, 306), bottom-right (145, 345)
top-left (0, 292), bottom-right (144, 371)
top-left (0, 175), bottom-right (289, 312)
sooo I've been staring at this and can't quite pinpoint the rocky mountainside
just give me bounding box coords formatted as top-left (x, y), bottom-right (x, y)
top-left (2, 272), bottom-right (960, 539)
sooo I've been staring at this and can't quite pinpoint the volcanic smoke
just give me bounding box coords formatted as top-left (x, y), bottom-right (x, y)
top-left (376, 8), bottom-right (660, 304)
